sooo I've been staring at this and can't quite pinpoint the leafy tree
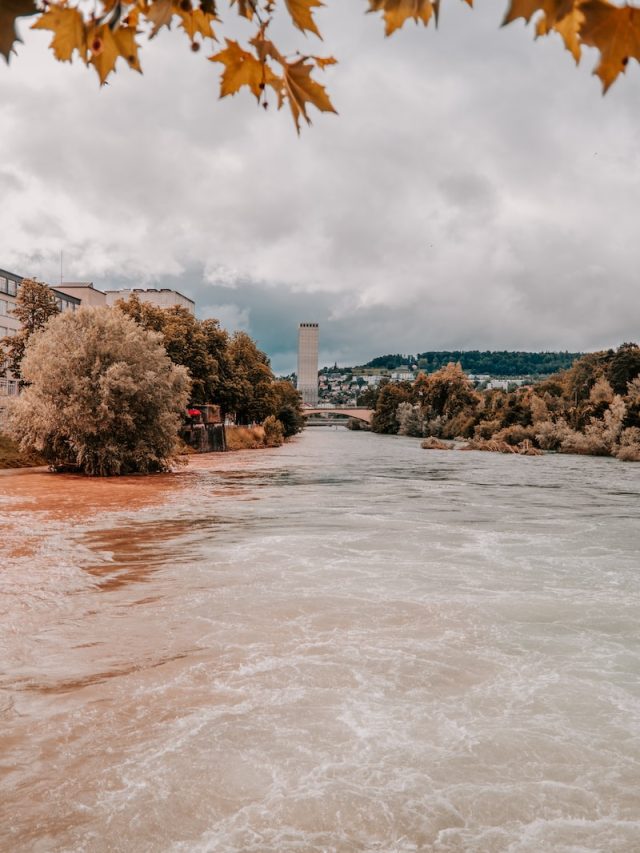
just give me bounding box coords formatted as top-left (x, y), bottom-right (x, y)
top-left (228, 331), bottom-right (275, 424)
top-left (262, 414), bottom-right (284, 447)
top-left (2, 0), bottom-right (637, 132)
top-left (272, 378), bottom-right (304, 437)
top-left (0, 277), bottom-right (60, 379)
top-left (117, 295), bottom-right (215, 402)
top-left (607, 342), bottom-right (640, 396)
top-left (396, 402), bottom-right (423, 437)
top-left (8, 306), bottom-right (190, 475)
top-left (371, 381), bottom-right (412, 434)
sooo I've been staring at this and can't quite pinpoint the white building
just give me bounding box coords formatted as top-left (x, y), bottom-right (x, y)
top-left (103, 287), bottom-right (195, 314)
top-left (1, 268), bottom-right (81, 404)
top-left (57, 281), bottom-right (107, 306)
top-left (297, 322), bottom-right (319, 405)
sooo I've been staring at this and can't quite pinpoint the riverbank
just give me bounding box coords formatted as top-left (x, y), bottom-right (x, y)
top-left (0, 431), bottom-right (44, 469)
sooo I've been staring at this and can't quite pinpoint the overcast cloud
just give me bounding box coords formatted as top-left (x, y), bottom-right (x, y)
top-left (1, 2), bottom-right (639, 372)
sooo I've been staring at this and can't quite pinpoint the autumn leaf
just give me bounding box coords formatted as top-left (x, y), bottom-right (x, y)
top-left (284, 0), bottom-right (323, 37)
top-left (282, 56), bottom-right (336, 132)
top-left (0, 0), bottom-right (37, 61)
top-left (87, 23), bottom-right (141, 84)
top-left (503, 0), bottom-right (578, 27)
top-left (210, 38), bottom-right (270, 98)
top-left (230, 0), bottom-right (254, 20)
top-left (31, 5), bottom-right (86, 62)
top-left (580, 0), bottom-right (640, 91)
top-left (145, 0), bottom-right (175, 37)
top-left (312, 54), bottom-right (336, 68)
top-left (535, 4), bottom-right (584, 62)
top-left (368, 0), bottom-right (437, 37)
top-left (177, 7), bottom-right (216, 40)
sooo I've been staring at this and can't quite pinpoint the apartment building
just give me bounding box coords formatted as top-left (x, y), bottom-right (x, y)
top-left (297, 322), bottom-right (319, 405)
top-left (0, 269), bottom-right (80, 401)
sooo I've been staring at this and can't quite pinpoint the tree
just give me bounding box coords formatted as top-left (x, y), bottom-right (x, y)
top-left (371, 381), bottom-right (412, 434)
top-left (0, 277), bottom-right (59, 379)
top-left (227, 331), bottom-right (275, 424)
top-left (8, 306), bottom-right (190, 475)
top-left (2, 0), bottom-right (638, 132)
top-left (116, 295), bottom-right (215, 402)
top-left (272, 378), bottom-right (305, 437)
top-left (607, 342), bottom-right (640, 396)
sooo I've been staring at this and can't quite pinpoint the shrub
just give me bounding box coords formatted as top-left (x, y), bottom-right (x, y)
top-left (8, 307), bottom-right (190, 475)
top-left (262, 415), bottom-right (285, 447)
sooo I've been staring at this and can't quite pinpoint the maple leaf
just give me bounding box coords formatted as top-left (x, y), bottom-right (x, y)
top-left (368, 0), bottom-right (437, 36)
top-left (230, 0), bottom-right (254, 20)
top-left (31, 5), bottom-right (86, 62)
top-left (312, 54), bottom-right (336, 68)
top-left (284, 0), bottom-right (323, 37)
top-left (145, 0), bottom-right (175, 37)
top-left (503, 0), bottom-right (578, 27)
top-left (535, 4), bottom-right (584, 62)
top-left (282, 56), bottom-right (336, 133)
top-left (210, 38), bottom-right (272, 98)
top-left (87, 23), bottom-right (141, 85)
top-left (0, 0), bottom-right (37, 61)
top-left (580, 0), bottom-right (640, 91)
top-left (177, 7), bottom-right (215, 40)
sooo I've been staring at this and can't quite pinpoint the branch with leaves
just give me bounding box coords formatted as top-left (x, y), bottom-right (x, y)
top-left (1, 0), bottom-right (639, 132)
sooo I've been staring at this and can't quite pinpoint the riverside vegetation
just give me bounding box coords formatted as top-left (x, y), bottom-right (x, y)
top-left (0, 281), bottom-right (304, 474)
top-left (362, 344), bottom-right (640, 463)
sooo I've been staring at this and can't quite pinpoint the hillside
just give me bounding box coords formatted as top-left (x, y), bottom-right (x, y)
top-left (359, 351), bottom-right (584, 377)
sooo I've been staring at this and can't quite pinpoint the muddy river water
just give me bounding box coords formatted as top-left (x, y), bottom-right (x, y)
top-left (1, 429), bottom-right (639, 852)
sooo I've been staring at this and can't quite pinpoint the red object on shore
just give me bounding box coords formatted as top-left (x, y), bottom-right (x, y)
top-left (187, 408), bottom-right (202, 416)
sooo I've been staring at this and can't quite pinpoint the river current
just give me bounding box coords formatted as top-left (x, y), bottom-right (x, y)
top-left (1, 429), bottom-right (639, 852)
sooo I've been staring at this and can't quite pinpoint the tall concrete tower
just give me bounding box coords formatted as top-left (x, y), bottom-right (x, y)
top-left (297, 322), bottom-right (319, 405)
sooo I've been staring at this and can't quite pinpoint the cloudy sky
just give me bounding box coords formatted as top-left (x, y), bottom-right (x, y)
top-left (1, 1), bottom-right (639, 373)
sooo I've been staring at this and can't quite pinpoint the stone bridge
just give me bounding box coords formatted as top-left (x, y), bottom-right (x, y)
top-left (302, 407), bottom-right (374, 425)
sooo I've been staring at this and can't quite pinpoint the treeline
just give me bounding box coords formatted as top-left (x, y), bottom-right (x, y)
top-left (365, 344), bottom-right (640, 462)
top-left (1, 282), bottom-right (304, 475)
top-left (116, 295), bottom-right (304, 435)
top-left (360, 351), bottom-right (583, 376)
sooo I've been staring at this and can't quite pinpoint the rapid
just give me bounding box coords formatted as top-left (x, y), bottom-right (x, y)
top-left (1, 429), bottom-right (639, 852)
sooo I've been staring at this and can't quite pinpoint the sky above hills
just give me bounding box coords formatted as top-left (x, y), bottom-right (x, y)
top-left (1, 2), bottom-right (639, 373)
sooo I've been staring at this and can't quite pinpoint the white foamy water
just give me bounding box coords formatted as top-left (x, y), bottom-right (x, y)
top-left (1, 430), bottom-right (639, 852)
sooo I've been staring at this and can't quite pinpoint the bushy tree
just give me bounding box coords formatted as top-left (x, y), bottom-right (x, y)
top-left (8, 306), bottom-right (190, 475)
top-left (228, 331), bottom-right (275, 425)
top-left (396, 402), bottom-right (423, 437)
top-left (371, 381), bottom-right (412, 434)
top-left (0, 277), bottom-right (60, 379)
top-left (262, 415), bottom-right (285, 447)
top-left (272, 379), bottom-right (304, 437)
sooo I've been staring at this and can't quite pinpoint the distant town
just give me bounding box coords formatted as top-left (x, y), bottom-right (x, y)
top-left (289, 332), bottom-right (583, 409)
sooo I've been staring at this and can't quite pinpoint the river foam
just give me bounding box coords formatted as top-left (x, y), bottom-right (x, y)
top-left (1, 431), bottom-right (639, 851)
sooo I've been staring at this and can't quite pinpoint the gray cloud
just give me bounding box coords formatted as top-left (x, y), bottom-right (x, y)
top-left (1, 2), bottom-right (639, 372)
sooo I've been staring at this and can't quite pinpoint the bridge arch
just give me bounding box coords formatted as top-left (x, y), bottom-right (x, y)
top-left (302, 407), bottom-right (374, 425)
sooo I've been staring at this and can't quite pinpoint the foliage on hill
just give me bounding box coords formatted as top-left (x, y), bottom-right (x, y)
top-left (8, 306), bottom-right (191, 475)
top-left (369, 344), bottom-right (640, 462)
top-left (2, 0), bottom-right (639, 132)
top-left (360, 350), bottom-right (583, 376)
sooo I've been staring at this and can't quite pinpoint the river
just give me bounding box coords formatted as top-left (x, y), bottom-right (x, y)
top-left (1, 429), bottom-right (639, 852)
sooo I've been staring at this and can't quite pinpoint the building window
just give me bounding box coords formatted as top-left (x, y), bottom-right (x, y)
top-left (0, 300), bottom-right (6, 316)
top-left (0, 277), bottom-right (7, 294)
top-left (8, 279), bottom-right (17, 296)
